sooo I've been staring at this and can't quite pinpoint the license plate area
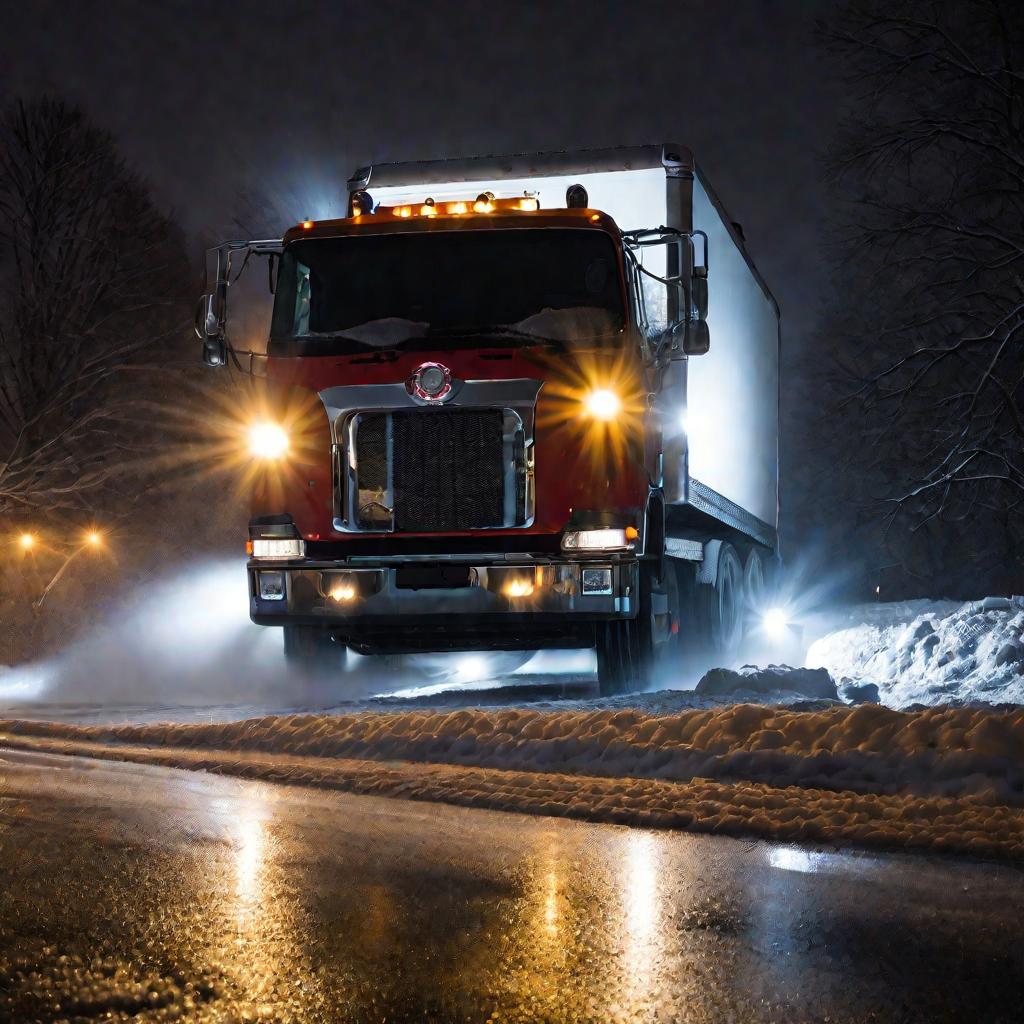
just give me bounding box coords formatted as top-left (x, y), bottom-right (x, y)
top-left (395, 565), bottom-right (475, 590)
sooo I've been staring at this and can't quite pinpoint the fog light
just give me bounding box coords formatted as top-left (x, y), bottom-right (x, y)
top-left (330, 582), bottom-right (357, 603)
top-left (252, 538), bottom-right (305, 559)
top-left (581, 567), bottom-right (613, 595)
top-left (258, 571), bottom-right (285, 601)
top-left (503, 578), bottom-right (535, 599)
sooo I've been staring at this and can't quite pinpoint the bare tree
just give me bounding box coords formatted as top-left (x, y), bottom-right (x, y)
top-left (0, 97), bottom-right (191, 521)
top-left (825, 1), bottom-right (1024, 537)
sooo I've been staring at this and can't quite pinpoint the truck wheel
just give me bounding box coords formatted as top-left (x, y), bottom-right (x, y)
top-left (698, 542), bottom-right (744, 661)
top-left (597, 563), bottom-right (679, 696)
top-left (637, 560), bottom-right (682, 682)
top-left (596, 619), bottom-right (639, 696)
top-left (283, 625), bottom-right (347, 674)
top-left (743, 548), bottom-right (766, 632)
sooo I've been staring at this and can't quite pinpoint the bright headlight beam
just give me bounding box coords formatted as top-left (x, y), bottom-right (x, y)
top-left (248, 422), bottom-right (289, 459)
top-left (763, 607), bottom-right (789, 638)
top-left (584, 388), bottom-right (621, 421)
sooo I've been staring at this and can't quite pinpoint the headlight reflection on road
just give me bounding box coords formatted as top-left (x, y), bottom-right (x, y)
top-left (617, 831), bottom-right (671, 1013)
top-left (219, 792), bottom-right (275, 927)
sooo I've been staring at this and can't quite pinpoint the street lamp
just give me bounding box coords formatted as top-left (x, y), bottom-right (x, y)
top-left (29, 526), bottom-right (107, 613)
top-left (19, 533), bottom-right (35, 551)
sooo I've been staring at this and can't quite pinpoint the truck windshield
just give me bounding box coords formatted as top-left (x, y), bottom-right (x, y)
top-left (269, 228), bottom-right (625, 354)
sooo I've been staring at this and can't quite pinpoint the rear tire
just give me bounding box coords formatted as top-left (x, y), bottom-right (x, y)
top-left (283, 625), bottom-right (347, 674)
top-left (696, 542), bottom-right (744, 662)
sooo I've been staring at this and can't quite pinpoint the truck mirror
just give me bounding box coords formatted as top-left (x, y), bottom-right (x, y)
top-left (195, 293), bottom-right (227, 366)
top-left (201, 337), bottom-right (228, 367)
top-left (691, 277), bottom-right (708, 321)
top-left (194, 294), bottom-right (218, 341)
top-left (681, 320), bottom-right (710, 356)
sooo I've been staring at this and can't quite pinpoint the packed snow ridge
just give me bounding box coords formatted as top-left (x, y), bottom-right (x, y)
top-left (2, 702), bottom-right (1022, 857)
top-left (3, 702), bottom-right (1022, 804)
top-left (808, 596), bottom-right (1024, 707)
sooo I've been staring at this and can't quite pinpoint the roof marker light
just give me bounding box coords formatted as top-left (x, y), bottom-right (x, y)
top-left (301, 219), bottom-right (314, 229)
top-left (349, 189), bottom-right (373, 217)
top-left (474, 191), bottom-right (495, 213)
top-left (566, 183), bottom-right (589, 208)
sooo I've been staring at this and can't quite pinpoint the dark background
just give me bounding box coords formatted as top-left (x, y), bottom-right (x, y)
top-left (0, 0), bottom-right (838, 360)
top-left (9, 1), bottom-right (939, 659)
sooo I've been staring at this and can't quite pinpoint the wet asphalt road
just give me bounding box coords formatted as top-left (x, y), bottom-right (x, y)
top-left (1, 748), bottom-right (1023, 1023)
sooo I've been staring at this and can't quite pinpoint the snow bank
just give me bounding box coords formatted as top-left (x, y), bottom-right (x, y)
top-left (2, 703), bottom-right (1022, 857)
top-left (3, 702), bottom-right (1022, 805)
top-left (808, 597), bottom-right (1024, 707)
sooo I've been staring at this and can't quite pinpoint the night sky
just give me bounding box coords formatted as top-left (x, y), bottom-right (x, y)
top-left (1, 0), bottom-right (840, 361)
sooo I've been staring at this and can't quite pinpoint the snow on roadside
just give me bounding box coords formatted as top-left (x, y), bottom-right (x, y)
top-left (2, 701), bottom-right (1022, 805)
top-left (3, 729), bottom-right (1020, 857)
top-left (807, 597), bottom-right (1024, 707)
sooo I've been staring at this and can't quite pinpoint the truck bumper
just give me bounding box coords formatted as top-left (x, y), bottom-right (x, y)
top-left (248, 556), bottom-right (637, 639)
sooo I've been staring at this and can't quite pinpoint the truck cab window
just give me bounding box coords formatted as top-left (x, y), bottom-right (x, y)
top-left (270, 228), bottom-right (626, 354)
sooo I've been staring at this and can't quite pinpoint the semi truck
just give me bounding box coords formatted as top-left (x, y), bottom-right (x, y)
top-left (195, 144), bottom-right (781, 693)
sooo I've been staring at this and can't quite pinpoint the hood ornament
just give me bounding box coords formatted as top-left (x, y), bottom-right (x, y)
top-left (409, 362), bottom-right (452, 402)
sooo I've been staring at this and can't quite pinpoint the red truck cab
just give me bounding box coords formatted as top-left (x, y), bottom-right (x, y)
top-left (196, 146), bottom-right (782, 692)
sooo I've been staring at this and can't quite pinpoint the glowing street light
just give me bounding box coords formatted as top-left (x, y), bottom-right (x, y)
top-left (19, 533), bottom-right (35, 551)
top-left (85, 530), bottom-right (102, 547)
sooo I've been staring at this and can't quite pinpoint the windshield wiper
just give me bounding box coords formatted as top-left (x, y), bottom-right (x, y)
top-left (424, 324), bottom-right (569, 348)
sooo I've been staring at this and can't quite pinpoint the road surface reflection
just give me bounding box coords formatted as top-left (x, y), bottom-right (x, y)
top-left (0, 749), bottom-right (1022, 1023)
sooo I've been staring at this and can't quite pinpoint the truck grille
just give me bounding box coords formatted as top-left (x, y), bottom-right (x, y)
top-left (354, 409), bottom-right (513, 532)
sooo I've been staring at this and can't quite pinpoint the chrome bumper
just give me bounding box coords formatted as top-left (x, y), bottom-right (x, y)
top-left (248, 556), bottom-right (637, 626)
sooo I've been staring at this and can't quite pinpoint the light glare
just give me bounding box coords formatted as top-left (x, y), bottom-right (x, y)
top-left (503, 579), bottom-right (535, 598)
top-left (19, 533), bottom-right (34, 550)
top-left (248, 422), bottom-right (289, 459)
top-left (585, 388), bottom-right (621, 421)
top-left (763, 607), bottom-right (788, 637)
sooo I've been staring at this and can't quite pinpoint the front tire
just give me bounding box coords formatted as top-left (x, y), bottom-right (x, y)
top-left (283, 625), bottom-right (347, 674)
top-left (596, 619), bottom-right (639, 696)
top-left (597, 562), bottom-right (682, 696)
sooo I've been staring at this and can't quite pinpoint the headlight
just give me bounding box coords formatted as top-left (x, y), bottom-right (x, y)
top-left (248, 421), bottom-right (289, 459)
top-left (762, 608), bottom-right (789, 637)
top-left (562, 528), bottom-right (633, 551)
top-left (251, 538), bottom-right (305, 559)
top-left (583, 388), bottom-right (621, 421)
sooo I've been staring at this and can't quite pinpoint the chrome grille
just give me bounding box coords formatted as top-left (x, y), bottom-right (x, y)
top-left (353, 408), bottom-right (520, 532)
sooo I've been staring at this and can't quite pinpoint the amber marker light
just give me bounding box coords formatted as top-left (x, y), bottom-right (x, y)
top-left (301, 219), bottom-right (314, 230)
top-left (330, 582), bottom-right (357, 602)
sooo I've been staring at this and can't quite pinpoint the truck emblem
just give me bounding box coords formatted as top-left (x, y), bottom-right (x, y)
top-left (409, 362), bottom-right (452, 401)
